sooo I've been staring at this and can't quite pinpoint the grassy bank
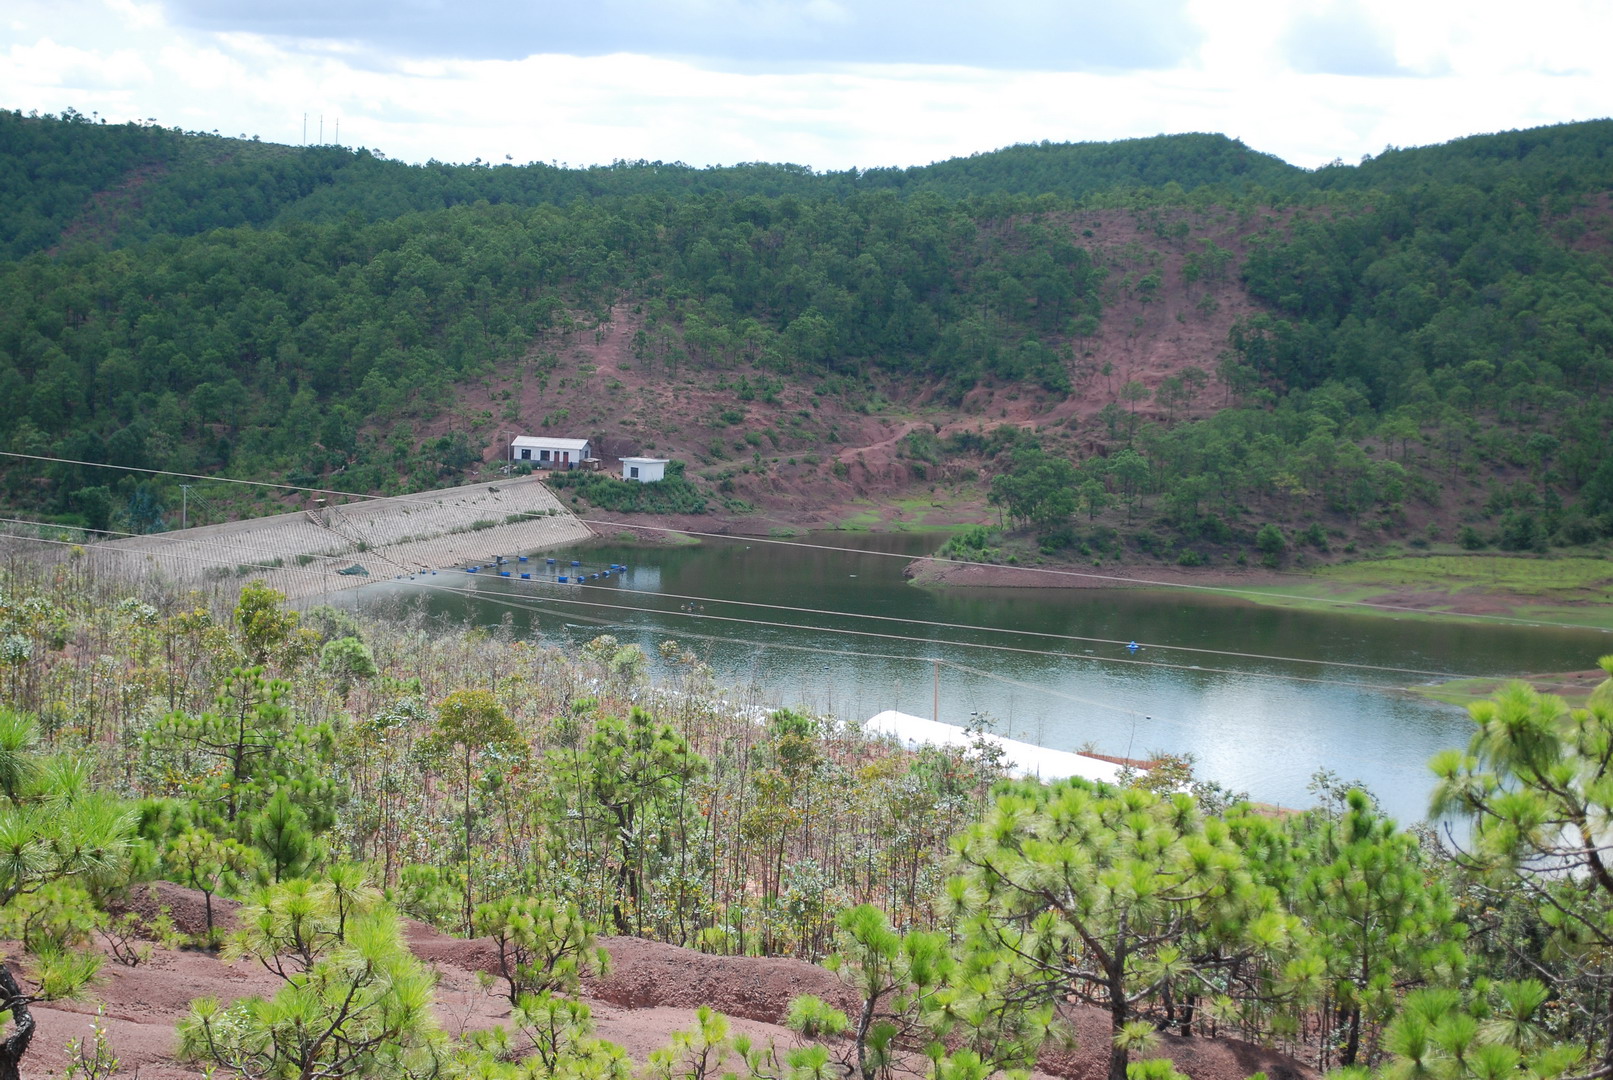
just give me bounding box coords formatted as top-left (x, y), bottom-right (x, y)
top-left (825, 489), bottom-right (987, 532)
top-left (1408, 668), bottom-right (1611, 708)
top-left (1232, 553), bottom-right (1613, 631)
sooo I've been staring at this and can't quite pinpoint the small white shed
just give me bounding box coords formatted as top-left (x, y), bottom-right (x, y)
top-left (511, 436), bottom-right (592, 469)
top-left (621, 457), bottom-right (670, 483)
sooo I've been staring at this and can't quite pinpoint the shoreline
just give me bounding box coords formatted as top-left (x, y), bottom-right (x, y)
top-left (903, 554), bottom-right (1294, 593)
top-left (577, 506), bottom-right (1613, 631)
top-left (1412, 667), bottom-right (1611, 708)
top-left (900, 549), bottom-right (1613, 631)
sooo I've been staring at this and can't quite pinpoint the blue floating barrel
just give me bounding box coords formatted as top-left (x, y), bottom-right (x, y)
top-left (518, 555), bottom-right (528, 562)
top-left (547, 558), bottom-right (556, 565)
top-left (467, 567), bottom-right (477, 573)
top-left (500, 571), bottom-right (510, 577)
top-left (558, 575), bottom-right (568, 582)
top-left (521, 573), bottom-right (530, 579)
top-left (570, 560), bottom-right (581, 566)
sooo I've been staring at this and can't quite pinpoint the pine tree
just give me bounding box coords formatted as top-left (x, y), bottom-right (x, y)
top-left (471, 896), bottom-right (608, 1006)
top-left (946, 779), bottom-right (1305, 1080)
top-left (181, 893), bottom-right (441, 1080)
top-left (0, 708), bottom-right (135, 1080)
top-left (1286, 790), bottom-right (1464, 1067)
top-left (421, 689), bottom-right (522, 931)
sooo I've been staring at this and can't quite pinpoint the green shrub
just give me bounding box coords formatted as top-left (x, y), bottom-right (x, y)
top-left (545, 473), bottom-right (707, 514)
top-left (939, 526), bottom-right (1000, 561)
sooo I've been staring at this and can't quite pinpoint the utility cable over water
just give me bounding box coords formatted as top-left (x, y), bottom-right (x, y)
top-left (1, 449), bottom-right (1608, 634)
top-left (575, 515), bottom-right (1612, 632)
top-left (0, 513), bottom-right (1527, 697)
top-left (1, 512), bottom-right (1596, 824)
top-left (4, 525), bottom-right (1163, 770)
top-left (0, 509), bottom-right (1599, 700)
top-left (0, 517), bottom-right (1447, 694)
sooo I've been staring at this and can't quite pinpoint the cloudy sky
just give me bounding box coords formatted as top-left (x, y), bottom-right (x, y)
top-left (2, 0), bottom-right (1608, 172)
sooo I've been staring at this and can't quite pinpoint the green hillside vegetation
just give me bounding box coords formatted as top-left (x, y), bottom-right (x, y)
top-left (0, 108), bottom-right (1611, 567)
top-left (1312, 118), bottom-right (1613, 193)
top-left (0, 178), bottom-right (1104, 523)
top-left (2, 109), bottom-right (1302, 254)
top-left (0, 559), bottom-right (1610, 1078)
top-left (547, 467), bottom-right (709, 514)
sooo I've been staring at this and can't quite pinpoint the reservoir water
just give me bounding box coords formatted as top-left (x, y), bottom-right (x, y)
top-left (354, 532), bottom-right (1611, 828)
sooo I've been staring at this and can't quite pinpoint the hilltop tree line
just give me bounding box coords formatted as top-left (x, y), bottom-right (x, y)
top-left (0, 553), bottom-right (1612, 1079)
top-left (1, 109), bottom-right (1308, 256)
top-left (9, 106), bottom-right (1609, 259)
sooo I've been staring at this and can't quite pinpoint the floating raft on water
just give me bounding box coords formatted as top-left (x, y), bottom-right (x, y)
top-left (458, 558), bottom-right (630, 583)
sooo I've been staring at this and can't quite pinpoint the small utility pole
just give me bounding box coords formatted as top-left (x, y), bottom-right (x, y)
top-left (180, 484), bottom-right (190, 530)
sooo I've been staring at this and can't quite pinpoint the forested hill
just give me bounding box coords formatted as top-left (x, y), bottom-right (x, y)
top-left (8, 110), bottom-right (1610, 262)
top-left (1310, 118), bottom-right (1613, 194)
top-left (1, 110), bottom-right (1302, 258)
top-left (2, 108), bottom-right (1612, 565)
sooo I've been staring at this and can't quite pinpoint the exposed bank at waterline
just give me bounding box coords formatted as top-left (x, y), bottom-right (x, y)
top-left (352, 532), bottom-right (1610, 827)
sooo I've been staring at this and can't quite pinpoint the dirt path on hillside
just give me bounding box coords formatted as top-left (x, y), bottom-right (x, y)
top-left (836, 420), bottom-right (924, 464)
top-left (441, 204), bottom-right (1278, 530)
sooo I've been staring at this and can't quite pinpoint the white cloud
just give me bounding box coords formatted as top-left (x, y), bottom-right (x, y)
top-left (153, 0), bottom-right (1204, 70)
top-left (0, 0), bottom-right (1606, 171)
top-left (103, 0), bottom-right (163, 31)
top-left (2, 36), bottom-right (151, 93)
top-left (1284, 1), bottom-right (1404, 77)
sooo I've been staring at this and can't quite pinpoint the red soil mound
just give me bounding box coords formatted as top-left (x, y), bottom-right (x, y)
top-left (26, 885), bottom-right (1315, 1080)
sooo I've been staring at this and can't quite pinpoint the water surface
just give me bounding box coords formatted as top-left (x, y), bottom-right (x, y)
top-left (354, 532), bottom-right (1610, 828)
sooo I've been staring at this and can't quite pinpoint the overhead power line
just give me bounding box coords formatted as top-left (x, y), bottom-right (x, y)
top-left (537, 577), bottom-right (1469, 682)
top-left (3, 516), bottom-right (1592, 704)
top-left (576, 516), bottom-right (1608, 632)
top-left (1, 448), bottom-right (1607, 635)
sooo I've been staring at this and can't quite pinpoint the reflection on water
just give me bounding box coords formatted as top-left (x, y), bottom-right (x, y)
top-left (348, 532), bottom-right (1610, 828)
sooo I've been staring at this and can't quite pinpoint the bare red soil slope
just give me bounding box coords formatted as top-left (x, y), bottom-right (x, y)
top-left (437, 205), bottom-right (1275, 534)
top-left (26, 883), bottom-right (1313, 1080)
